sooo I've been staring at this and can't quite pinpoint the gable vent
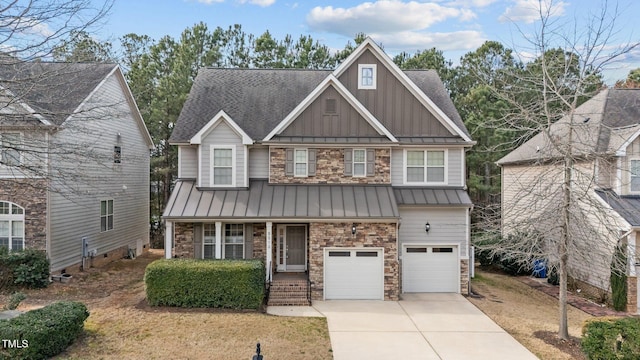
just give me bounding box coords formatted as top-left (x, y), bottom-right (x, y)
top-left (325, 98), bottom-right (337, 114)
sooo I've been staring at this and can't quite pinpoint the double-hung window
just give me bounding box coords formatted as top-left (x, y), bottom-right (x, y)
top-left (100, 200), bottom-right (114, 232)
top-left (294, 149), bottom-right (308, 177)
top-left (631, 159), bottom-right (640, 192)
top-left (1, 133), bottom-right (22, 166)
top-left (353, 149), bottom-right (366, 177)
top-left (203, 224), bottom-right (216, 259)
top-left (224, 224), bottom-right (244, 259)
top-left (405, 150), bottom-right (446, 184)
top-left (0, 201), bottom-right (24, 251)
top-left (211, 146), bottom-right (235, 186)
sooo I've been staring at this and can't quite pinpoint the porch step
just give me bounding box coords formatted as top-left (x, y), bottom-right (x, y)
top-left (268, 279), bottom-right (311, 306)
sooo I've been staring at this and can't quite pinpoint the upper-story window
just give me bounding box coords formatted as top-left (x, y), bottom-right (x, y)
top-left (630, 159), bottom-right (640, 192)
top-left (353, 149), bottom-right (366, 177)
top-left (405, 149), bottom-right (446, 184)
top-left (0, 201), bottom-right (24, 252)
top-left (358, 64), bottom-right (377, 90)
top-left (211, 146), bottom-right (235, 186)
top-left (0, 133), bottom-right (22, 166)
top-left (285, 148), bottom-right (316, 177)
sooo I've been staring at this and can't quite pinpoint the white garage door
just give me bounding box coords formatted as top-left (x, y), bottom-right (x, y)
top-left (403, 245), bottom-right (458, 293)
top-left (324, 248), bottom-right (384, 300)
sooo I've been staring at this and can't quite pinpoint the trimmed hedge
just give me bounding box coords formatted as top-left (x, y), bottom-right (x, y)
top-left (0, 301), bottom-right (89, 360)
top-left (0, 248), bottom-right (50, 290)
top-left (582, 317), bottom-right (640, 360)
top-left (145, 259), bottom-right (265, 309)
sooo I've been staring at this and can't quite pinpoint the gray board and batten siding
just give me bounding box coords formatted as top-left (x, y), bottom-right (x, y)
top-left (48, 71), bottom-right (151, 271)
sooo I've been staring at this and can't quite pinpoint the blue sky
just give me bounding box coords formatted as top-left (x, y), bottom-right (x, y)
top-left (95, 0), bottom-right (639, 83)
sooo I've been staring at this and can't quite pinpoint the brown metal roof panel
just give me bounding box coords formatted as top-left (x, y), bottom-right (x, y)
top-left (319, 187), bottom-right (333, 217)
top-left (208, 191), bottom-right (226, 217)
top-left (331, 187), bottom-right (345, 218)
top-left (246, 183), bottom-right (264, 217)
top-left (220, 191), bottom-right (238, 217)
top-left (172, 181), bottom-right (194, 217)
top-left (194, 191), bottom-right (214, 217)
top-left (377, 187), bottom-right (397, 217)
top-left (365, 187), bottom-right (382, 217)
top-left (293, 186), bottom-right (308, 217)
top-left (353, 187), bottom-right (369, 216)
top-left (182, 189), bottom-right (202, 217)
top-left (258, 184), bottom-right (274, 217)
top-left (424, 189), bottom-right (437, 204)
top-left (342, 187), bottom-right (358, 217)
top-left (233, 190), bottom-right (250, 217)
top-left (283, 186), bottom-right (298, 217)
top-left (270, 186), bottom-right (286, 217)
top-left (307, 186), bottom-right (320, 217)
top-left (434, 190), bottom-right (449, 204)
top-left (443, 189), bottom-right (460, 205)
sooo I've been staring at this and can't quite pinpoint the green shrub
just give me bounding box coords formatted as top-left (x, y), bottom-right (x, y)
top-left (582, 317), bottom-right (640, 360)
top-left (0, 249), bottom-right (50, 290)
top-left (145, 259), bottom-right (265, 309)
top-left (0, 301), bottom-right (89, 360)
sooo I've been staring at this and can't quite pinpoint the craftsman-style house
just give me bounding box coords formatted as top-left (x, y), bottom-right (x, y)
top-left (163, 38), bottom-right (474, 303)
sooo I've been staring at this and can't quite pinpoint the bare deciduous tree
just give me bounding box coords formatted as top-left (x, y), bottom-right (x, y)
top-left (474, 0), bottom-right (639, 339)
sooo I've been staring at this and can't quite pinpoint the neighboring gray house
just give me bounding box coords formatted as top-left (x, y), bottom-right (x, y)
top-left (498, 88), bottom-right (640, 313)
top-left (0, 62), bottom-right (153, 272)
top-left (163, 38), bottom-right (474, 303)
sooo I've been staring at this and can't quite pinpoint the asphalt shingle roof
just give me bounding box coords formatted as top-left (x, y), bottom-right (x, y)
top-left (595, 189), bottom-right (640, 226)
top-left (170, 67), bottom-right (470, 143)
top-left (0, 61), bottom-right (116, 126)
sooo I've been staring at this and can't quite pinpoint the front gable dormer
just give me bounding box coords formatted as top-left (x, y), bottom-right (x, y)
top-left (334, 38), bottom-right (472, 142)
top-left (264, 75), bottom-right (397, 142)
top-left (190, 111), bottom-right (251, 188)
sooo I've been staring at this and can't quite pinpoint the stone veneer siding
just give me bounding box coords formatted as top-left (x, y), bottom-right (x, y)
top-left (252, 223), bottom-right (266, 260)
top-left (308, 222), bottom-right (398, 300)
top-left (270, 148), bottom-right (391, 184)
top-left (627, 276), bottom-right (637, 313)
top-left (460, 259), bottom-right (470, 295)
top-left (0, 179), bottom-right (47, 251)
top-left (173, 222), bottom-right (194, 258)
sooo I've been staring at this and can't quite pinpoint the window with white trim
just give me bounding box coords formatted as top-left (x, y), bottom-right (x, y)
top-left (211, 146), bottom-right (234, 186)
top-left (0, 133), bottom-right (22, 166)
top-left (0, 201), bottom-right (24, 251)
top-left (224, 224), bottom-right (244, 259)
top-left (631, 159), bottom-right (640, 192)
top-left (353, 149), bottom-right (366, 177)
top-left (100, 200), bottom-right (113, 232)
top-left (358, 64), bottom-right (377, 89)
top-left (405, 150), bottom-right (446, 184)
top-left (203, 224), bottom-right (216, 259)
top-left (294, 149), bottom-right (308, 177)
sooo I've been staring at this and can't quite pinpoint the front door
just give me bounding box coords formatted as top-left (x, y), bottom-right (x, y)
top-left (276, 225), bottom-right (307, 271)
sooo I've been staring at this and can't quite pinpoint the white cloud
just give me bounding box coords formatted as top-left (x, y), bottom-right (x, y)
top-left (499, 0), bottom-right (567, 24)
top-left (446, 0), bottom-right (499, 7)
top-left (306, 1), bottom-right (474, 36)
top-left (237, 0), bottom-right (276, 6)
top-left (372, 30), bottom-right (486, 52)
top-left (196, 0), bottom-right (224, 3)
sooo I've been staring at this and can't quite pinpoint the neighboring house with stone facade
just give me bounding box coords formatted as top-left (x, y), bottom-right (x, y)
top-left (163, 38), bottom-right (474, 303)
top-left (0, 62), bottom-right (153, 272)
top-left (498, 88), bottom-right (640, 313)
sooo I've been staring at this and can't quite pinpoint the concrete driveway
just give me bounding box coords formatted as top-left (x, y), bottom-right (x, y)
top-left (312, 293), bottom-right (538, 360)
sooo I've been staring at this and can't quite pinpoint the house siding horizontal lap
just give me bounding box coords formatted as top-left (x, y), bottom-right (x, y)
top-left (249, 147), bottom-right (269, 179)
top-left (178, 145), bottom-right (197, 178)
top-left (398, 207), bottom-right (468, 258)
top-left (199, 121), bottom-right (245, 187)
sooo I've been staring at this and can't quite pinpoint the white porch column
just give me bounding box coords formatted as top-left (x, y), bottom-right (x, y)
top-left (215, 221), bottom-right (222, 259)
top-left (164, 221), bottom-right (173, 259)
top-left (266, 221), bottom-right (273, 283)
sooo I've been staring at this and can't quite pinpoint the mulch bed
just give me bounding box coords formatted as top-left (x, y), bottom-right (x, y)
top-left (534, 330), bottom-right (586, 360)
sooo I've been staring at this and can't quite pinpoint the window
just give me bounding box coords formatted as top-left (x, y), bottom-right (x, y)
top-left (0, 201), bottom-right (24, 252)
top-left (114, 146), bottom-right (122, 164)
top-left (224, 224), bottom-right (243, 259)
top-left (353, 149), bottom-right (366, 177)
top-left (631, 160), bottom-right (640, 192)
top-left (294, 149), bottom-right (307, 177)
top-left (405, 150), bottom-right (446, 184)
top-left (100, 200), bottom-right (113, 232)
top-left (358, 64), bottom-right (377, 89)
top-left (203, 224), bottom-right (216, 259)
top-left (1, 133), bottom-right (22, 166)
top-left (211, 146), bottom-right (234, 186)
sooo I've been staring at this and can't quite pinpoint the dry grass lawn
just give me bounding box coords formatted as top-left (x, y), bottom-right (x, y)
top-left (469, 269), bottom-right (594, 360)
top-left (0, 250), bottom-right (332, 360)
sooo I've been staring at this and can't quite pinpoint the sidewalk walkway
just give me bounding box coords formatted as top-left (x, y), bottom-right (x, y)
top-left (517, 276), bottom-right (628, 317)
